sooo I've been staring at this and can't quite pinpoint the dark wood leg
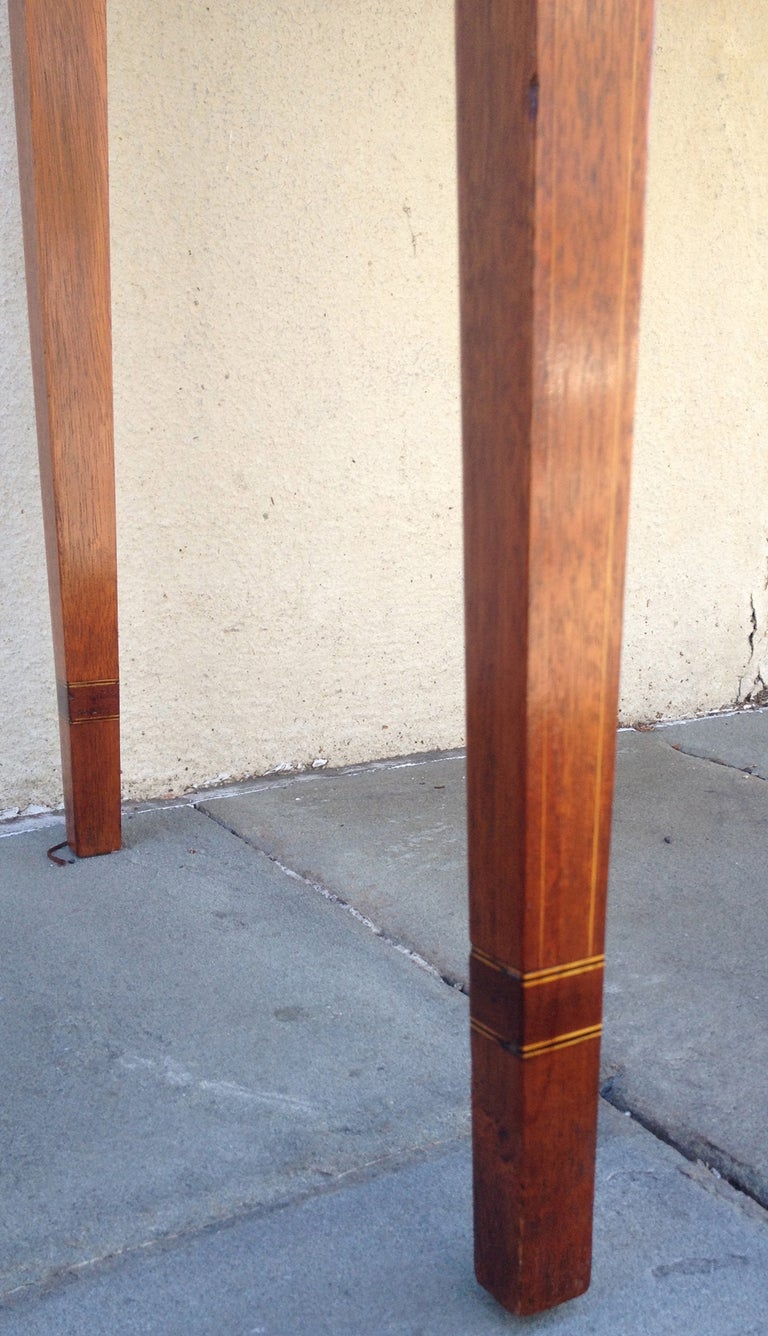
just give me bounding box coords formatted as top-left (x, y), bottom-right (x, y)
top-left (456, 0), bottom-right (654, 1314)
top-left (9, 0), bottom-right (120, 856)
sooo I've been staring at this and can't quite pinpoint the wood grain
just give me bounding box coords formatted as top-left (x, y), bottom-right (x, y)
top-left (456, 0), bottom-right (654, 1313)
top-left (9, 0), bottom-right (121, 856)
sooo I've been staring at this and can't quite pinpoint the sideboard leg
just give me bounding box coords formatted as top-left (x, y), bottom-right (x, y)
top-left (9, 0), bottom-right (120, 856)
top-left (456, 0), bottom-right (654, 1314)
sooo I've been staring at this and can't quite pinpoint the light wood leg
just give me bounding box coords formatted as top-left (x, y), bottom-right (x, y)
top-left (9, 0), bottom-right (120, 856)
top-left (456, 0), bottom-right (654, 1313)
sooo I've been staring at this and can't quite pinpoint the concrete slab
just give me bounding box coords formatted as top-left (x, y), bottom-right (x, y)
top-left (200, 753), bottom-right (469, 986)
top-left (603, 730), bottom-right (768, 1202)
top-left (0, 808), bottom-right (469, 1299)
top-left (3, 1104), bottom-right (768, 1335)
top-left (652, 708), bottom-right (768, 779)
top-left (203, 735), bottom-right (768, 1210)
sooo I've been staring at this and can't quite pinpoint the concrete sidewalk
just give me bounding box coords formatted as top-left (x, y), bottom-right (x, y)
top-left (1, 715), bottom-right (768, 1333)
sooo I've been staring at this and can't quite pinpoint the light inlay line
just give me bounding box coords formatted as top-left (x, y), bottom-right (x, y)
top-left (69, 715), bottom-right (120, 724)
top-left (470, 1017), bottom-right (603, 1059)
top-left (67, 679), bottom-right (119, 688)
top-left (537, 0), bottom-right (560, 969)
top-left (471, 946), bottom-right (605, 985)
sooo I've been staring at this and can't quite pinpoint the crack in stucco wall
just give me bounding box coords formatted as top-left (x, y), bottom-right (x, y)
top-left (738, 551), bottom-right (768, 706)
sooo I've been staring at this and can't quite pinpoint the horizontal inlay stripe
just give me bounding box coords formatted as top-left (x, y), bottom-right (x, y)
top-left (471, 947), bottom-right (605, 986)
top-left (59, 678), bottom-right (120, 724)
top-left (471, 1017), bottom-right (603, 1059)
top-left (69, 714), bottom-right (120, 724)
top-left (67, 679), bottom-right (119, 689)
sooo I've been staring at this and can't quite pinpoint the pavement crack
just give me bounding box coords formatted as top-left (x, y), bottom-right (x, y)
top-left (653, 734), bottom-right (767, 781)
top-left (600, 1083), bottom-right (768, 1218)
top-left (0, 1137), bottom-right (467, 1314)
top-left (195, 804), bottom-right (467, 996)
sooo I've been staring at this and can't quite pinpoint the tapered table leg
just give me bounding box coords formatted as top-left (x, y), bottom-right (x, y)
top-left (456, 1), bottom-right (654, 1314)
top-left (9, 0), bottom-right (120, 856)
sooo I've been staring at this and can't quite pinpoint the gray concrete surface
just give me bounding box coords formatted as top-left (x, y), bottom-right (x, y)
top-left (200, 752), bottom-right (469, 986)
top-left (2, 712), bottom-right (768, 1332)
top-left (0, 808), bottom-right (468, 1299)
top-left (202, 730), bottom-right (768, 1207)
top-left (603, 730), bottom-right (768, 1203)
top-left (658, 709), bottom-right (768, 780)
top-left (3, 1106), bottom-right (768, 1336)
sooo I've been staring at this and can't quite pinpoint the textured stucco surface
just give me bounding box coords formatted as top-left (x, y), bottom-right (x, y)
top-left (1, 1), bottom-right (767, 811)
top-left (107, 0), bottom-right (463, 802)
top-left (0, 16), bottom-right (58, 817)
top-left (622, 0), bottom-right (768, 719)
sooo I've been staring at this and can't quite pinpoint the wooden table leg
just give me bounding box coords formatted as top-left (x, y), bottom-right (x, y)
top-left (9, 0), bottom-right (120, 857)
top-left (456, 0), bottom-right (654, 1314)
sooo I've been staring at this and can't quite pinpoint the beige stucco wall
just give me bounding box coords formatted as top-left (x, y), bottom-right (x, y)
top-left (1, 1), bottom-right (767, 814)
top-left (0, 11), bottom-right (57, 818)
top-left (622, 0), bottom-right (768, 720)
